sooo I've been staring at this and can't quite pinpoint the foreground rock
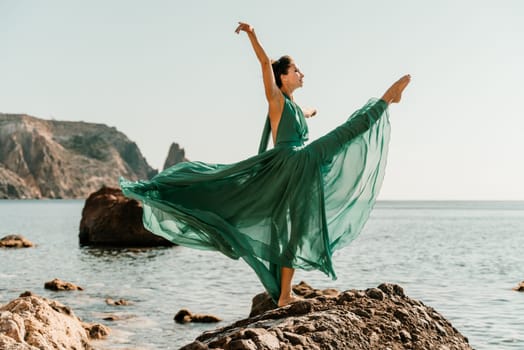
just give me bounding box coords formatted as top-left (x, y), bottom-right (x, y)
top-left (0, 234), bottom-right (34, 248)
top-left (79, 186), bottom-right (174, 247)
top-left (513, 281), bottom-right (524, 292)
top-left (174, 309), bottom-right (222, 324)
top-left (44, 278), bottom-right (84, 291)
top-left (181, 282), bottom-right (472, 350)
top-left (0, 291), bottom-right (109, 349)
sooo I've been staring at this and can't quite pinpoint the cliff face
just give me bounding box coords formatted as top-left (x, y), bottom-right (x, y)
top-left (0, 113), bottom-right (157, 199)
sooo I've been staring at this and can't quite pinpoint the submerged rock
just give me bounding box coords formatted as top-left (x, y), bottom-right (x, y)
top-left (105, 298), bottom-right (132, 306)
top-left (79, 186), bottom-right (174, 247)
top-left (0, 291), bottom-right (109, 349)
top-left (513, 281), bottom-right (524, 292)
top-left (174, 309), bottom-right (222, 324)
top-left (181, 282), bottom-right (472, 350)
top-left (44, 278), bottom-right (84, 291)
top-left (0, 234), bottom-right (34, 248)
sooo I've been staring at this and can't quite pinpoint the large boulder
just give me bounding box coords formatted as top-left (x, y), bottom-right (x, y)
top-left (181, 282), bottom-right (472, 350)
top-left (79, 186), bottom-right (174, 247)
top-left (0, 291), bottom-right (109, 349)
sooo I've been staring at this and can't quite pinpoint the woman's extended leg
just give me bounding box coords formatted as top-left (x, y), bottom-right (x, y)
top-left (276, 75), bottom-right (411, 308)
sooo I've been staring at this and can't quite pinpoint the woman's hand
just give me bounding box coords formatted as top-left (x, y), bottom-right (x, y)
top-left (303, 108), bottom-right (318, 118)
top-left (235, 22), bottom-right (254, 35)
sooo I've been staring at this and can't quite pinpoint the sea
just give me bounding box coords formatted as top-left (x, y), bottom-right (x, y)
top-left (1, 200), bottom-right (523, 349)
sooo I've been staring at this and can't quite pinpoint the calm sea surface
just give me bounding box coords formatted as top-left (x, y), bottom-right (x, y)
top-left (1, 200), bottom-right (523, 349)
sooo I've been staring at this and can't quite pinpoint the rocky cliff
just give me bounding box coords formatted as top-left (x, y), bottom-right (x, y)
top-left (0, 113), bottom-right (157, 199)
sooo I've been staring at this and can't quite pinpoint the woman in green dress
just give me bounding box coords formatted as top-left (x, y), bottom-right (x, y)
top-left (120, 22), bottom-right (410, 307)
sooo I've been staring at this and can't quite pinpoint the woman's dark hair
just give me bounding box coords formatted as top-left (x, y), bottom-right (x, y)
top-left (271, 55), bottom-right (292, 88)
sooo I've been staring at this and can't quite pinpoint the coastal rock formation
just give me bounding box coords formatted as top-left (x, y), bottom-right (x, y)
top-left (163, 142), bottom-right (188, 170)
top-left (181, 282), bottom-right (472, 350)
top-left (44, 278), bottom-right (84, 291)
top-left (0, 291), bottom-right (109, 349)
top-left (79, 186), bottom-right (174, 247)
top-left (0, 234), bottom-right (34, 248)
top-left (0, 113), bottom-right (157, 199)
top-left (174, 309), bottom-right (222, 324)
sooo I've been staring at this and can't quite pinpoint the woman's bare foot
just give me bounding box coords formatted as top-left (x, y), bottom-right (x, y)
top-left (381, 74), bottom-right (411, 104)
top-left (278, 294), bottom-right (302, 307)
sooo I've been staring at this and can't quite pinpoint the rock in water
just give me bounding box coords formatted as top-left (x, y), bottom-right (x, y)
top-left (181, 283), bottom-right (472, 350)
top-left (174, 309), bottom-right (222, 324)
top-left (513, 281), bottom-right (524, 292)
top-left (105, 298), bottom-right (132, 306)
top-left (44, 278), bottom-right (84, 291)
top-left (0, 291), bottom-right (109, 349)
top-left (0, 234), bottom-right (34, 248)
top-left (79, 186), bottom-right (174, 247)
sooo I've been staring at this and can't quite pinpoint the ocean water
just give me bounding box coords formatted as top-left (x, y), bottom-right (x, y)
top-left (1, 200), bottom-right (523, 349)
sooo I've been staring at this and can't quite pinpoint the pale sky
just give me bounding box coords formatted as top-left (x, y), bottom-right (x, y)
top-left (1, 0), bottom-right (523, 200)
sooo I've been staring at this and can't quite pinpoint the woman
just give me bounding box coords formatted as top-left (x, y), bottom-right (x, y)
top-left (120, 22), bottom-right (410, 307)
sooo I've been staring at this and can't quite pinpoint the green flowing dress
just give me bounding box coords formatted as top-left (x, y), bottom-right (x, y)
top-left (120, 95), bottom-right (390, 302)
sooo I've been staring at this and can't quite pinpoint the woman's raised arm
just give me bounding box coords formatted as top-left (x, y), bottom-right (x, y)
top-left (235, 22), bottom-right (281, 103)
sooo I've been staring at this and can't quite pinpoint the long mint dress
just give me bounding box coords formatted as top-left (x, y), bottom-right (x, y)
top-left (120, 95), bottom-right (390, 302)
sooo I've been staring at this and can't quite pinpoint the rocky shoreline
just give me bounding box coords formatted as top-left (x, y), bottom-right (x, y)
top-left (0, 279), bottom-right (475, 350)
top-left (0, 195), bottom-right (493, 349)
top-left (0, 228), bottom-right (494, 349)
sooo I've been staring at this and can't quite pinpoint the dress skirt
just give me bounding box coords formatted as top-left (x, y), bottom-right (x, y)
top-left (120, 98), bottom-right (390, 301)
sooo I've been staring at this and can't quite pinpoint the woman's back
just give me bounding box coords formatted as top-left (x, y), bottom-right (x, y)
top-left (259, 94), bottom-right (309, 154)
top-left (274, 94), bottom-right (309, 148)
